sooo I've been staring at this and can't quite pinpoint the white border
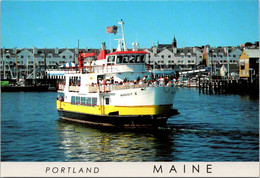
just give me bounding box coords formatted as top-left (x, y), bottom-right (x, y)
top-left (1, 162), bottom-right (259, 177)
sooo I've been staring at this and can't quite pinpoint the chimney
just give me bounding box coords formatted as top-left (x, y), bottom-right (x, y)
top-left (55, 47), bottom-right (59, 54)
top-left (173, 48), bottom-right (177, 54)
top-left (33, 47), bottom-right (38, 54)
top-left (152, 46), bottom-right (157, 54)
top-left (193, 47), bottom-right (197, 53)
top-left (13, 47), bottom-right (17, 54)
top-left (75, 47), bottom-right (79, 54)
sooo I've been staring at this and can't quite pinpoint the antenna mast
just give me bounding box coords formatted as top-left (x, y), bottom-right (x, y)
top-left (116, 19), bottom-right (127, 51)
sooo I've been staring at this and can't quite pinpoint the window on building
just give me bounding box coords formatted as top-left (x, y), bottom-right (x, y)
top-left (233, 55), bottom-right (236, 58)
top-left (161, 55), bottom-right (164, 59)
top-left (39, 61), bottom-right (45, 65)
top-left (168, 55), bottom-right (171, 58)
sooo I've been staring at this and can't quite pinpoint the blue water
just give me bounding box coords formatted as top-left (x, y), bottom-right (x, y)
top-left (1, 88), bottom-right (259, 161)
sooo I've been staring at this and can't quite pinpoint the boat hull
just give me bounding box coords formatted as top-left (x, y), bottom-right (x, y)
top-left (57, 108), bottom-right (178, 128)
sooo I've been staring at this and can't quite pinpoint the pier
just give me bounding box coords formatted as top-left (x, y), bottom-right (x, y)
top-left (198, 77), bottom-right (259, 95)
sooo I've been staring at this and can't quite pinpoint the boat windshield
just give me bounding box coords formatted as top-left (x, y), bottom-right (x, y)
top-left (116, 55), bottom-right (145, 64)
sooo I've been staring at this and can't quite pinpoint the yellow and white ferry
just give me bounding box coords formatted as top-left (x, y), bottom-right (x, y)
top-left (56, 20), bottom-right (177, 128)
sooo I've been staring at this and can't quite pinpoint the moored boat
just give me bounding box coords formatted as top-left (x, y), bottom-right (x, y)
top-left (56, 20), bottom-right (178, 128)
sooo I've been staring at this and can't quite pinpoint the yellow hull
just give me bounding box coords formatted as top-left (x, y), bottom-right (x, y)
top-left (57, 100), bottom-right (172, 116)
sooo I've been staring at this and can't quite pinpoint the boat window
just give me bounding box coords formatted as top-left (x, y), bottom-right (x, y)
top-left (136, 55), bottom-right (141, 63)
top-left (81, 97), bottom-right (86, 105)
top-left (107, 56), bottom-right (115, 63)
top-left (86, 97), bottom-right (91, 106)
top-left (129, 55), bottom-right (135, 63)
top-left (69, 76), bottom-right (81, 86)
top-left (92, 97), bottom-right (97, 106)
top-left (123, 56), bottom-right (129, 63)
top-left (140, 55), bottom-right (145, 63)
top-left (111, 56), bottom-right (115, 62)
top-left (105, 98), bottom-right (109, 105)
top-left (107, 56), bottom-right (115, 65)
top-left (116, 56), bottom-right (123, 64)
top-left (71, 96), bottom-right (75, 104)
top-left (76, 96), bottom-right (80, 104)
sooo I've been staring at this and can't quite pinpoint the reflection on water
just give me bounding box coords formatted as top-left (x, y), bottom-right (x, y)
top-left (57, 121), bottom-right (175, 161)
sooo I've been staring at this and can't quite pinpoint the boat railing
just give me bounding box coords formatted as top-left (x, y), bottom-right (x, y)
top-left (59, 84), bottom-right (80, 92)
top-left (88, 83), bottom-right (150, 93)
top-left (59, 82), bottom-right (174, 93)
top-left (69, 86), bottom-right (80, 92)
top-left (92, 64), bottom-right (145, 74)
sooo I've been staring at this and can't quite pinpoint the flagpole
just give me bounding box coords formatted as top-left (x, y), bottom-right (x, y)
top-left (110, 33), bottom-right (111, 50)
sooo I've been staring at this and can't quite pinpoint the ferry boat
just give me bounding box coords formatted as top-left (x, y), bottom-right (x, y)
top-left (56, 20), bottom-right (177, 128)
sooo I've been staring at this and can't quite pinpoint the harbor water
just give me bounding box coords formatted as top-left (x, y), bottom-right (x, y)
top-left (1, 88), bottom-right (259, 161)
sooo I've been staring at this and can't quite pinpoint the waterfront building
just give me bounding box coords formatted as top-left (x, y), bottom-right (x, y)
top-left (144, 37), bottom-right (243, 75)
top-left (0, 47), bottom-right (99, 79)
top-left (239, 48), bottom-right (259, 81)
top-left (1, 40), bottom-right (254, 80)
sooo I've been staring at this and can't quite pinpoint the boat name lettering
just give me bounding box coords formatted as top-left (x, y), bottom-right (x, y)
top-left (120, 93), bottom-right (132, 97)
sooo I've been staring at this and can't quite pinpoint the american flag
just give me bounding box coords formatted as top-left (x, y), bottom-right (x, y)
top-left (106, 25), bottom-right (118, 34)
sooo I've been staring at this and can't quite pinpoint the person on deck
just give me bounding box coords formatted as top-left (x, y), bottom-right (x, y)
top-left (146, 75), bottom-right (152, 83)
top-left (123, 77), bottom-right (127, 83)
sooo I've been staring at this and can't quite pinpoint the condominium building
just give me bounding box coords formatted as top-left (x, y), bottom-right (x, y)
top-left (1, 39), bottom-right (245, 79)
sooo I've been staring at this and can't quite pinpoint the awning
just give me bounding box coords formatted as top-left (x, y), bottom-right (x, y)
top-left (60, 61), bottom-right (77, 68)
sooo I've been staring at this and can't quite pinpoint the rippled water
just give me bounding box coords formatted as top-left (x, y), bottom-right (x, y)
top-left (1, 88), bottom-right (259, 161)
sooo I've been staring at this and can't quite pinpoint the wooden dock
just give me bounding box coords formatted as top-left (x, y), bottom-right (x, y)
top-left (198, 78), bottom-right (259, 95)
